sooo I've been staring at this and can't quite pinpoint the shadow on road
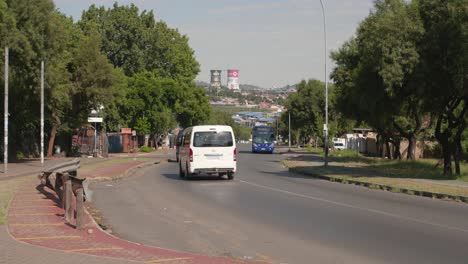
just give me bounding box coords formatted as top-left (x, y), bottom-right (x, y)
top-left (162, 173), bottom-right (228, 182)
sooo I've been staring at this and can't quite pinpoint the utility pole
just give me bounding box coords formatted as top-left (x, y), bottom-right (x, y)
top-left (4, 47), bottom-right (8, 173)
top-left (40, 60), bottom-right (44, 166)
top-left (276, 117), bottom-right (279, 142)
top-left (288, 110), bottom-right (291, 152)
top-left (94, 122), bottom-right (97, 157)
top-left (319, 0), bottom-right (329, 167)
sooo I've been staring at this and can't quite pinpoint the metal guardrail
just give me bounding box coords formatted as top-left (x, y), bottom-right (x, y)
top-left (38, 158), bottom-right (90, 230)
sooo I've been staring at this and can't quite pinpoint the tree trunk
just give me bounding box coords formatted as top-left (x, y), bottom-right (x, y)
top-left (453, 140), bottom-right (462, 175)
top-left (393, 139), bottom-right (402, 160)
top-left (435, 114), bottom-right (453, 177)
top-left (385, 141), bottom-right (392, 159)
top-left (442, 143), bottom-right (453, 177)
top-left (296, 130), bottom-right (301, 147)
top-left (47, 111), bottom-right (61, 158)
top-left (406, 135), bottom-right (417, 160)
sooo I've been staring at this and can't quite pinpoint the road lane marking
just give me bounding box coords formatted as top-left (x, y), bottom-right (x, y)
top-left (12, 199), bottom-right (49, 201)
top-left (9, 213), bottom-right (56, 216)
top-left (11, 223), bottom-right (64, 226)
top-left (17, 235), bottom-right (81, 240)
top-left (146, 257), bottom-right (191, 263)
top-left (239, 180), bottom-right (468, 234)
top-left (65, 247), bottom-right (123, 252)
top-left (9, 206), bottom-right (57, 208)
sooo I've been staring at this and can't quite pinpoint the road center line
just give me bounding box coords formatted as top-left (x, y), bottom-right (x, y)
top-left (239, 180), bottom-right (468, 234)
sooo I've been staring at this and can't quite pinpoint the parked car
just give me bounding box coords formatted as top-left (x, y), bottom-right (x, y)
top-left (179, 125), bottom-right (237, 180)
top-left (333, 142), bottom-right (345, 150)
top-left (175, 130), bottom-right (184, 162)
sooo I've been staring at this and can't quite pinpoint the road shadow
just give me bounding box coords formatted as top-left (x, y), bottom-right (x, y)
top-left (162, 173), bottom-right (228, 182)
top-left (257, 169), bottom-right (322, 180)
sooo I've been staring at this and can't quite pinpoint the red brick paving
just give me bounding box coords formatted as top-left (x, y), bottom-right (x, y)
top-left (7, 160), bottom-right (262, 264)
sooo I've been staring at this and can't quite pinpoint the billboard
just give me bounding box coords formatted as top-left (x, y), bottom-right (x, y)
top-left (227, 69), bottom-right (239, 90)
top-left (210, 70), bottom-right (222, 88)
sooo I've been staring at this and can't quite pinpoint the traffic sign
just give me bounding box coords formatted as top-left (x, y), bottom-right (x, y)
top-left (88, 117), bottom-right (103, 123)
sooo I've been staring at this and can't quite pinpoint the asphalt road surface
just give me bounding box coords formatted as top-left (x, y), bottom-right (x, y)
top-left (91, 144), bottom-right (468, 264)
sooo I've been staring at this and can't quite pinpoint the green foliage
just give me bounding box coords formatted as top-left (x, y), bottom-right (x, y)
top-left (139, 146), bottom-right (153, 153)
top-left (332, 0), bottom-right (425, 143)
top-left (80, 3), bottom-right (200, 80)
top-left (121, 72), bottom-right (210, 135)
top-left (236, 126), bottom-right (252, 141)
top-left (203, 111), bottom-right (251, 141)
top-left (70, 31), bottom-right (124, 127)
top-left (331, 150), bottom-right (360, 158)
top-left (281, 79), bottom-right (354, 144)
top-left (330, 0), bottom-right (466, 170)
top-left (15, 151), bottom-right (24, 160)
top-left (0, 1), bottom-right (207, 159)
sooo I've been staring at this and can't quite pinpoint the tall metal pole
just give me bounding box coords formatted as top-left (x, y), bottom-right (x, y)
top-left (94, 122), bottom-right (97, 157)
top-left (319, 0), bottom-right (329, 167)
top-left (40, 60), bottom-right (44, 166)
top-left (288, 110), bottom-right (291, 152)
top-left (4, 47), bottom-right (9, 173)
top-left (276, 117), bottom-right (279, 142)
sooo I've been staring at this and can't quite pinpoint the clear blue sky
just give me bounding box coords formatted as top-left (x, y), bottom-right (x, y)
top-left (54, 0), bottom-right (374, 88)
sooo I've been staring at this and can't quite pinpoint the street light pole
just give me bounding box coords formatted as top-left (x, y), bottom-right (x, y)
top-left (4, 47), bottom-right (9, 173)
top-left (40, 60), bottom-right (44, 166)
top-left (288, 110), bottom-right (291, 152)
top-left (319, 0), bottom-right (329, 167)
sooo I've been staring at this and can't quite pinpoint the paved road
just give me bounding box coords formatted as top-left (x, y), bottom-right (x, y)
top-left (91, 144), bottom-right (468, 264)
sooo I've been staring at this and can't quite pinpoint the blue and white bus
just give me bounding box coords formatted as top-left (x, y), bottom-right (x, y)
top-left (252, 126), bottom-right (275, 153)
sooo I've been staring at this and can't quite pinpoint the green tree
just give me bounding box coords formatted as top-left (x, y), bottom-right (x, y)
top-left (175, 83), bottom-right (211, 128)
top-left (417, 0), bottom-right (467, 175)
top-left (80, 3), bottom-right (200, 80)
top-left (331, 0), bottom-right (426, 160)
top-left (122, 72), bottom-right (210, 139)
top-left (283, 79), bottom-right (326, 144)
top-left (0, 0), bottom-right (78, 158)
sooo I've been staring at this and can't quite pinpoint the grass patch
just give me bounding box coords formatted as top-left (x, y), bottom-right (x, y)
top-left (139, 146), bottom-right (153, 153)
top-left (0, 176), bottom-right (31, 225)
top-left (283, 158), bottom-right (468, 198)
top-left (80, 157), bottom-right (153, 172)
top-left (369, 159), bottom-right (468, 181)
top-left (330, 149), bottom-right (360, 158)
top-left (306, 147), bottom-right (323, 154)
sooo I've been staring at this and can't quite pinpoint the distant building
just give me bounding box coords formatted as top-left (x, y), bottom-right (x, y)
top-left (259, 102), bottom-right (272, 109)
top-left (210, 70), bottom-right (222, 89)
top-left (227, 69), bottom-right (240, 90)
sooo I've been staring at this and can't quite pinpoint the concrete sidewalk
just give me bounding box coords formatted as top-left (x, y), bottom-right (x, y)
top-left (3, 150), bottom-right (261, 264)
top-left (0, 149), bottom-right (173, 181)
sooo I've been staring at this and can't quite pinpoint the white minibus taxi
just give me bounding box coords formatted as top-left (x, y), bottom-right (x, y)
top-left (179, 125), bottom-right (237, 180)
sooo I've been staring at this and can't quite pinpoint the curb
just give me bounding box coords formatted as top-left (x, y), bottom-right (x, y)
top-left (286, 166), bottom-right (468, 204)
top-left (87, 160), bottom-right (164, 183)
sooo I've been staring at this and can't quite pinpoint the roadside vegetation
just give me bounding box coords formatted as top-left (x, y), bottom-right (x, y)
top-left (205, 111), bottom-right (252, 141)
top-left (283, 157), bottom-right (468, 197)
top-left (0, 1), bottom-right (211, 160)
top-left (281, 0), bottom-right (467, 177)
top-left (304, 146), bottom-right (468, 180)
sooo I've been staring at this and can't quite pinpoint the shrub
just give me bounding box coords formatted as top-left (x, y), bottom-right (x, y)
top-left (15, 151), bottom-right (25, 160)
top-left (139, 146), bottom-right (153, 153)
